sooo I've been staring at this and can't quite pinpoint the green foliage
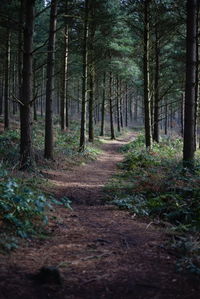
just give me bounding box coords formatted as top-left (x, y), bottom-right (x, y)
top-left (111, 194), bottom-right (149, 217)
top-left (0, 130), bottom-right (20, 163)
top-left (0, 168), bottom-right (72, 251)
top-left (0, 179), bottom-right (51, 238)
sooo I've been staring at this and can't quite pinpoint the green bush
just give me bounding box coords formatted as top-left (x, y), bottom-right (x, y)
top-left (0, 179), bottom-right (51, 238)
top-left (0, 130), bottom-right (20, 163)
top-left (0, 176), bottom-right (72, 244)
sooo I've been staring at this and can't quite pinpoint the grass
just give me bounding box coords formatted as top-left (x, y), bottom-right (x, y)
top-left (105, 133), bottom-right (200, 276)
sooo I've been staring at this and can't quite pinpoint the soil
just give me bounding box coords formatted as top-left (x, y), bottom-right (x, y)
top-left (0, 133), bottom-right (199, 299)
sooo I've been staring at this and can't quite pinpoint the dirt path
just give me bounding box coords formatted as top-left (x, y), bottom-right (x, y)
top-left (45, 133), bottom-right (136, 205)
top-left (0, 133), bottom-right (199, 299)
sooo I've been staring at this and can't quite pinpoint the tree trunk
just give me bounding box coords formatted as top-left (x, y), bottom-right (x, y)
top-left (100, 72), bottom-right (106, 136)
top-left (183, 0), bottom-right (197, 164)
top-left (88, 1), bottom-right (95, 142)
top-left (0, 73), bottom-right (3, 115)
top-left (116, 77), bottom-right (120, 132)
top-left (79, 0), bottom-right (89, 151)
top-left (153, 22), bottom-right (160, 142)
top-left (194, 3), bottom-right (200, 149)
top-left (60, 1), bottom-right (69, 130)
top-left (181, 93), bottom-right (184, 137)
top-left (18, 0), bottom-right (24, 104)
top-left (33, 61), bottom-right (37, 121)
top-left (143, 0), bottom-right (152, 148)
top-left (109, 72), bottom-right (115, 140)
top-left (44, 0), bottom-right (58, 159)
top-left (125, 84), bottom-right (128, 127)
top-left (4, 28), bottom-right (11, 130)
top-left (120, 80), bottom-right (123, 129)
top-left (20, 0), bottom-right (35, 169)
top-left (164, 100), bottom-right (168, 135)
top-left (133, 96), bottom-right (138, 122)
top-left (129, 96), bottom-right (133, 122)
top-left (77, 79), bottom-right (80, 113)
top-left (88, 67), bottom-right (94, 142)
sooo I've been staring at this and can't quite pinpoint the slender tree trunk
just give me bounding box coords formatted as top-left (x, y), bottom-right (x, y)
top-left (116, 77), bottom-right (120, 132)
top-left (80, 0), bottom-right (89, 151)
top-left (134, 96), bottom-right (138, 122)
top-left (164, 100), bottom-right (168, 135)
top-left (44, 0), bottom-right (58, 159)
top-left (181, 93), bottom-right (184, 137)
top-left (4, 28), bottom-right (11, 130)
top-left (33, 60), bottom-right (37, 121)
top-left (60, 1), bottom-right (69, 130)
top-left (65, 79), bottom-right (69, 128)
top-left (125, 83), bottom-right (128, 127)
top-left (129, 96), bottom-right (133, 122)
top-left (77, 79), bottom-right (80, 113)
top-left (40, 66), bottom-right (45, 117)
top-left (143, 0), bottom-right (152, 148)
top-left (18, 0), bottom-right (24, 102)
top-left (153, 23), bottom-right (160, 142)
top-left (100, 72), bottom-right (106, 136)
top-left (183, 0), bottom-right (197, 164)
top-left (170, 104), bottom-right (173, 130)
top-left (120, 80), bottom-right (123, 129)
top-left (0, 73), bottom-right (3, 115)
top-left (109, 72), bottom-right (115, 140)
top-left (88, 1), bottom-right (95, 142)
top-left (194, 3), bottom-right (200, 149)
top-left (20, 0), bottom-right (35, 169)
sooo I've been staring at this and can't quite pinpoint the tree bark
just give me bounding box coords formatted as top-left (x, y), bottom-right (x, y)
top-left (125, 83), bottom-right (128, 127)
top-left (153, 22), bottom-right (160, 142)
top-left (60, 1), bottom-right (69, 130)
top-left (18, 0), bottom-right (24, 104)
top-left (164, 99), bottom-right (168, 135)
top-left (143, 0), bottom-right (152, 148)
top-left (116, 77), bottom-right (120, 132)
top-left (194, 2), bottom-right (200, 149)
top-left (183, 0), bottom-right (197, 164)
top-left (88, 0), bottom-right (95, 142)
top-left (20, 0), bottom-right (35, 169)
top-left (109, 72), bottom-right (115, 140)
top-left (100, 72), bottom-right (106, 136)
top-left (4, 28), bottom-right (11, 130)
top-left (44, 0), bottom-right (58, 159)
top-left (79, 0), bottom-right (89, 151)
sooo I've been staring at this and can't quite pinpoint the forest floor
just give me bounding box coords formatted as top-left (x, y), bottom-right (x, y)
top-left (0, 132), bottom-right (200, 299)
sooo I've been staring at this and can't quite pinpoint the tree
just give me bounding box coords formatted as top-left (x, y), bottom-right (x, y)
top-left (143, 0), bottom-right (152, 148)
top-left (183, 0), bottom-right (197, 165)
top-left (4, 28), bottom-right (10, 130)
top-left (60, 0), bottom-right (69, 130)
top-left (79, 0), bottom-right (89, 151)
top-left (44, 0), bottom-right (58, 159)
top-left (20, 0), bottom-right (35, 169)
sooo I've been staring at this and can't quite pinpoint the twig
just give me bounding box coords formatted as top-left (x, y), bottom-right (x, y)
top-left (9, 94), bottom-right (24, 106)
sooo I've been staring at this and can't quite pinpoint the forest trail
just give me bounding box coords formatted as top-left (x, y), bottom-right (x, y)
top-left (0, 133), bottom-right (199, 299)
top-left (45, 132), bottom-right (136, 205)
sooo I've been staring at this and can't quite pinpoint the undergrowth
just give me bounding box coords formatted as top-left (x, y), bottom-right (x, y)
top-left (0, 165), bottom-right (72, 252)
top-left (0, 119), bottom-right (103, 251)
top-left (0, 119), bottom-right (102, 170)
top-left (106, 133), bottom-right (200, 276)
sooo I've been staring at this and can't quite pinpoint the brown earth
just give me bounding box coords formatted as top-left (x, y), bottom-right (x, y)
top-left (0, 133), bottom-right (199, 299)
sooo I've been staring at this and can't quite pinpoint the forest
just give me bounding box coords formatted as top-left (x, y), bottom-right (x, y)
top-left (0, 0), bottom-right (200, 298)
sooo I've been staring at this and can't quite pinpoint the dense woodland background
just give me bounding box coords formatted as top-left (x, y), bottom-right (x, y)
top-left (0, 0), bottom-right (200, 287)
top-left (0, 0), bottom-right (198, 167)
